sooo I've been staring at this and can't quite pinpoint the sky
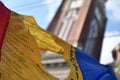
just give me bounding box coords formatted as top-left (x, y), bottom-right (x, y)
top-left (1, 0), bottom-right (62, 29)
top-left (100, 0), bottom-right (120, 64)
top-left (1, 0), bottom-right (120, 64)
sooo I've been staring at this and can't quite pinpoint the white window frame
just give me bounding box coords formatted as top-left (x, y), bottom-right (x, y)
top-left (70, 0), bottom-right (85, 9)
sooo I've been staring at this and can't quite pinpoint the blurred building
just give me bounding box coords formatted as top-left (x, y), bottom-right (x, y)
top-left (47, 0), bottom-right (107, 60)
top-left (42, 0), bottom-right (107, 79)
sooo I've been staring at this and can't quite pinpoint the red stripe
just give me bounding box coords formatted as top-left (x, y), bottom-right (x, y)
top-left (0, 1), bottom-right (11, 78)
top-left (0, 1), bottom-right (11, 63)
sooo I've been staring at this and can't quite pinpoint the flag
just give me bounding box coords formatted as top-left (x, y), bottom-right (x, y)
top-left (0, 1), bottom-right (11, 62)
top-left (75, 48), bottom-right (117, 80)
top-left (0, 2), bottom-right (83, 80)
top-left (0, 1), bottom-right (117, 80)
top-left (0, 1), bottom-right (11, 78)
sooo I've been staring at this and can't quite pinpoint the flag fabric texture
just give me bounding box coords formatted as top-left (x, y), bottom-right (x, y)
top-left (0, 2), bottom-right (83, 80)
top-left (75, 48), bottom-right (117, 80)
top-left (0, 1), bottom-right (117, 80)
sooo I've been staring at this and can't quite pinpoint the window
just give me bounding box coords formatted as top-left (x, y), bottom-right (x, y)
top-left (70, 0), bottom-right (85, 9)
top-left (58, 9), bottom-right (79, 41)
top-left (84, 19), bottom-right (98, 54)
top-left (95, 6), bottom-right (102, 22)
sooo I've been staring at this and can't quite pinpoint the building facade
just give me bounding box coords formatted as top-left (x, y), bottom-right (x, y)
top-left (47, 0), bottom-right (107, 60)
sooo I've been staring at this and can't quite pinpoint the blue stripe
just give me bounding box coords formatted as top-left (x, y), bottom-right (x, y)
top-left (75, 48), bottom-right (117, 80)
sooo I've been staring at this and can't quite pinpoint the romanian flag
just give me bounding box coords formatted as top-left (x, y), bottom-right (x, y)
top-left (0, 2), bottom-right (117, 80)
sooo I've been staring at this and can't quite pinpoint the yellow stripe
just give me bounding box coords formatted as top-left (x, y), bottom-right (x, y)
top-left (0, 11), bottom-right (83, 80)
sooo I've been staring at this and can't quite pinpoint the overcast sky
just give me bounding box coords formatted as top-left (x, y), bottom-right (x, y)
top-left (1, 0), bottom-right (120, 64)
